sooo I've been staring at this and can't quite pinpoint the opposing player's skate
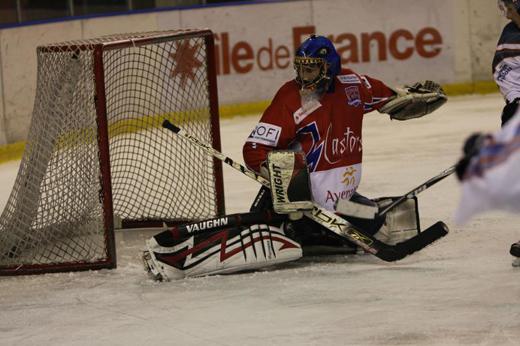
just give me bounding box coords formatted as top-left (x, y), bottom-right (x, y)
top-left (510, 241), bottom-right (520, 267)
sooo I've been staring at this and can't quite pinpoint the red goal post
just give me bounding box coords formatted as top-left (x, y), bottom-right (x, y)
top-left (0, 29), bottom-right (225, 275)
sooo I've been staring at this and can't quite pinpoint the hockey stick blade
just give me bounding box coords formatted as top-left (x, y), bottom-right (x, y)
top-left (162, 120), bottom-right (447, 262)
top-left (378, 221), bottom-right (449, 261)
top-left (305, 207), bottom-right (448, 261)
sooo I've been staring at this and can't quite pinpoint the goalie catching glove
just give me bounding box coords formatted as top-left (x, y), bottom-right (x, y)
top-left (379, 80), bottom-right (447, 120)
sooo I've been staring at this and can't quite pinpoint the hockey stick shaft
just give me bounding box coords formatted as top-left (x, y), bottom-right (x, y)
top-left (335, 165), bottom-right (456, 219)
top-left (378, 165), bottom-right (456, 216)
top-left (162, 120), bottom-right (447, 261)
top-left (162, 120), bottom-right (270, 184)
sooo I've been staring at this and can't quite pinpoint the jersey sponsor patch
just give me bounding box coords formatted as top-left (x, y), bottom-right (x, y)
top-left (337, 74), bottom-right (361, 84)
top-left (495, 62), bottom-right (513, 82)
top-left (345, 86), bottom-right (361, 107)
top-left (309, 164), bottom-right (362, 211)
top-left (293, 99), bottom-right (322, 124)
top-left (246, 122), bottom-right (282, 147)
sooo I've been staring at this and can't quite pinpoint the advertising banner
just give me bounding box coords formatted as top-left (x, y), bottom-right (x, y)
top-left (159, 0), bottom-right (454, 104)
top-left (0, 0), bottom-right (505, 144)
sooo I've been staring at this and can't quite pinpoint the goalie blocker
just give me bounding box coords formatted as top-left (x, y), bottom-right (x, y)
top-left (267, 151), bottom-right (313, 219)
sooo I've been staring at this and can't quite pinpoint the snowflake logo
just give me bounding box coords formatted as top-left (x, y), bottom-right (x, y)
top-left (169, 41), bottom-right (203, 87)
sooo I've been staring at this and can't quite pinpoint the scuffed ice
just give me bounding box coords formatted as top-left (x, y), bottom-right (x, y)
top-left (1, 94), bottom-right (520, 346)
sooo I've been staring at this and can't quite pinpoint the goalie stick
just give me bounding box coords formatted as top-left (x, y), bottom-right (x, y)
top-left (378, 165), bottom-right (456, 216)
top-left (336, 165), bottom-right (456, 218)
top-left (162, 120), bottom-right (448, 262)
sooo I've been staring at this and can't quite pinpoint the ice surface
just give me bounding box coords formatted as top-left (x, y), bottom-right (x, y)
top-left (1, 94), bottom-right (519, 346)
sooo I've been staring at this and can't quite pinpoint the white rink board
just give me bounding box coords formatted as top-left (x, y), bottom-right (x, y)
top-left (0, 0), bottom-right (506, 144)
top-left (173, 1), bottom-right (313, 104)
top-left (81, 12), bottom-right (161, 39)
top-left (0, 20), bottom-right (83, 143)
top-left (164, 0), bottom-right (456, 103)
top-left (313, 0), bottom-right (454, 84)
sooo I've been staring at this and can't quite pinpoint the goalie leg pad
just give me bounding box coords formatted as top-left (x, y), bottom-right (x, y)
top-left (143, 224), bottom-right (302, 281)
top-left (373, 197), bottom-right (420, 245)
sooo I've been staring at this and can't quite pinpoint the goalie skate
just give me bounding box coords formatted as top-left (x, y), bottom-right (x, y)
top-left (142, 237), bottom-right (186, 281)
top-left (142, 248), bottom-right (166, 281)
top-left (512, 258), bottom-right (520, 267)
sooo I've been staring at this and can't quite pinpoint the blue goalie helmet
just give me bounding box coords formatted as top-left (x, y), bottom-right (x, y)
top-left (498, 0), bottom-right (520, 15)
top-left (294, 35), bottom-right (341, 92)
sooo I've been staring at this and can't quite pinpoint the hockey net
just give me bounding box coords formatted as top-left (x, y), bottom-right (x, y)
top-left (0, 29), bottom-right (224, 275)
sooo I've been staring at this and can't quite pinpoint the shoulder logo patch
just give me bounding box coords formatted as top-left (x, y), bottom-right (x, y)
top-left (337, 74), bottom-right (361, 84)
top-left (345, 86), bottom-right (361, 107)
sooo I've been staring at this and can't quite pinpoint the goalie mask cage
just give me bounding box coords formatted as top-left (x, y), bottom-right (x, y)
top-left (0, 29), bottom-right (225, 276)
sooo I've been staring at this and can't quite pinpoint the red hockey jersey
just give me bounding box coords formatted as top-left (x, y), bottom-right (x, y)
top-left (243, 68), bottom-right (394, 211)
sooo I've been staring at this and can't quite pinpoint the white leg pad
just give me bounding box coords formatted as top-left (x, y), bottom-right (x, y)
top-left (374, 198), bottom-right (420, 245)
top-left (143, 224), bottom-right (302, 281)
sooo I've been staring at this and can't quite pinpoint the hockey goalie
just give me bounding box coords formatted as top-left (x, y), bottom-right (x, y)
top-left (143, 35), bottom-right (448, 281)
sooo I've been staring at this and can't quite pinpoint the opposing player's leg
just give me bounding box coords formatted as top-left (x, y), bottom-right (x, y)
top-left (143, 219), bottom-right (302, 281)
top-left (501, 98), bottom-right (519, 127)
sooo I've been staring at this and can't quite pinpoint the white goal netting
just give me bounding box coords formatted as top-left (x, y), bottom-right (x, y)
top-left (0, 29), bottom-right (224, 274)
